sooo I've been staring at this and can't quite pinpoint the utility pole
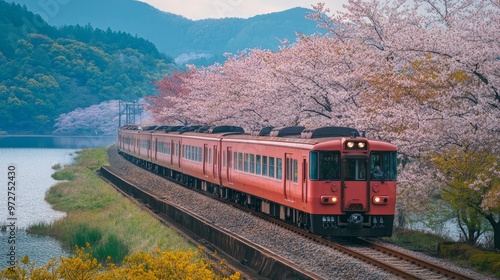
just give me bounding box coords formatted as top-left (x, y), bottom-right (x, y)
top-left (118, 100), bottom-right (142, 127)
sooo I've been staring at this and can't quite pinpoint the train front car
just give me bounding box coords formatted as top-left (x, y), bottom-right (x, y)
top-left (305, 127), bottom-right (397, 237)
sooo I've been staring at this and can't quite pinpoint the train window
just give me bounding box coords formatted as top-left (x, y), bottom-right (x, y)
top-left (238, 153), bottom-right (243, 171)
top-left (141, 139), bottom-right (149, 149)
top-left (198, 147), bottom-right (202, 162)
top-left (209, 148), bottom-right (212, 165)
top-left (309, 151), bottom-right (340, 180)
top-left (262, 156), bottom-right (268, 176)
top-left (234, 152), bottom-right (238, 170)
top-left (250, 154), bottom-right (255, 173)
top-left (277, 158), bottom-right (283, 180)
top-left (244, 153), bottom-right (249, 172)
top-left (343, 158), bottom-right (367, 181)
top-left (370, 152), bottom-right (397, 180)
top-left (256, 155), bottom-right (261, 175)
top-left (223, 151), bottom-right (226, 167)
top-left (269, 157), bottom-right (275, 178)
top-left (286, 158), bottom-right (292, 180)
top-left (293, 160), bottom-right (298, 182)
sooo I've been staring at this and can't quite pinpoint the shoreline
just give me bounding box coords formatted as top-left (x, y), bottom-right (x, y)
top-left (28, 147), bottom-right (194, 261)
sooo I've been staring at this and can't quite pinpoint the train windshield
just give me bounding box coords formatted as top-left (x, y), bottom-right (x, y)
top-left (370, 151), bottom-right (397, 181)
top-left (343, 158), bottom-right (367, 181)
top-left (309, 151), bottom-right (341, 180)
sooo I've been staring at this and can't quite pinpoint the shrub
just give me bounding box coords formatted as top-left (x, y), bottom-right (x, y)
top-left (0, 247), bottom-right (242, 280)
top-left (93, 234), bottom-right (129, 264)
top-left (71, 224), bottom-right (103, 248)
top-left (438, 242), bottom-right (500, 276)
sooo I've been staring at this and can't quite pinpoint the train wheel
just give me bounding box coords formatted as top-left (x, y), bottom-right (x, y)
top-left (212, 186), bottom-right (220, 197)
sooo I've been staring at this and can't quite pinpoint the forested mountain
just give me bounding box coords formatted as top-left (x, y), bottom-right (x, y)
top-left (8, 0), bottom-right (321, 66)
top-left (0, 1), bottom-right (177, 134)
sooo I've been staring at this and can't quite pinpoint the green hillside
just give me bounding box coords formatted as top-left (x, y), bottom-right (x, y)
top-left (0, 1), bottom-right (177, 134)
top-left (8, 0), bottom-right (321, 66)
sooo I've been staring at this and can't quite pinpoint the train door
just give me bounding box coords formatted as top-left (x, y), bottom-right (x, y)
top-left (154, 138), bottom-right (158, 161)
top-left (302, 156), bottom-right (308, 205)
top-left (227, 147), bottom-right (233, 183)
top-left (176, 141), bottom-right (181, 168)
top-left (170, 140), bottom-right (174, 165)
top-left (342, 157), bottom-right (369, 211)
top-left (284, 153), bottom-right (294, 202)
top-left (203, 144), bottom-right (208, 176)
top-left (213, 144), bottom-right (218, 180)
top-left (148, 138), bottom-right (152, 160)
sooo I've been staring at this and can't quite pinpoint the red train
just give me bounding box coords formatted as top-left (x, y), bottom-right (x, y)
top-left (117, 125), bottom-right (397, 237)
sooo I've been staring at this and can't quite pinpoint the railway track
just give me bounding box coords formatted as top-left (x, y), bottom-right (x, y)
top-left (104, 148), bottom-right (486, 279)
top-left (220, 195), bottom-right (475, 280)
top-left (99, 165), bottom-right (323, 280)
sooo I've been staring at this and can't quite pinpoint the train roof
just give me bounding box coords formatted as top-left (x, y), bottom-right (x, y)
top-left (120, 125), bottom-right (396, 150)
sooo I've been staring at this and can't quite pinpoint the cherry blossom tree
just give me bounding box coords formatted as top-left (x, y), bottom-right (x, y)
top-left (54, 99), bottom-right (151, 135)
top-left (146, 0), bottom-right (500, 248)
top-left (145, 70), bottom-right (194, 125)
top-left (310, 0), bottom-right (500, 247)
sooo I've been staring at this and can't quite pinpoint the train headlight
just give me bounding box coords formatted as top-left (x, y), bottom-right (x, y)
top-left (372, 196), bottom-right (389, 205)
top-left (345, 141), bottom-right (367, 150)
top-left (321, 195), bottom-right (338, 205)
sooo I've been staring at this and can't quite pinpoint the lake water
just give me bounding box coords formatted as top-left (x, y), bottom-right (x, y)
top-left (0, 135), bottom-right (116, 148)
top-left (0, 136), bottom-right (116, 269)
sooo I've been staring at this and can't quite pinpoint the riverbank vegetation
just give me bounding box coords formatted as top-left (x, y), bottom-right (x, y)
top-left (384, 229), bottom-right (500, 277)
top-left (28, 147), bottom-right (192, 259)
top-left (12, 147), bottom-right (240, 279)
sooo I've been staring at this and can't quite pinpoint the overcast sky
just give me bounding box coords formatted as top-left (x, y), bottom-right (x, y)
top-left (137, 0), bottom-right (348, 20)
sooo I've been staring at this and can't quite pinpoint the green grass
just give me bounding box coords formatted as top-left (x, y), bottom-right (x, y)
top-left (28, 147), bottom-right (194, 263)
top-left (382, 228), bottom-right (453, 254)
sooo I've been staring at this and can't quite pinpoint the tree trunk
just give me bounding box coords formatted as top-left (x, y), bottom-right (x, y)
top-left (494, 221), bottom-right (500, 250)
top-left (485, 214), bottom-right (500, 250)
